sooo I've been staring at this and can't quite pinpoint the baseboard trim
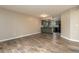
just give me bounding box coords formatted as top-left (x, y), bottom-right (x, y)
top-left (0, 32), bottom-right (40, 42)
top-left (61, 35), bottom-right (79, 42)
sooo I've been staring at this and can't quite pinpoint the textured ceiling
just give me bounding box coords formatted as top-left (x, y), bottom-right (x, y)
top-left (0, 5), bottom-right (77, 18)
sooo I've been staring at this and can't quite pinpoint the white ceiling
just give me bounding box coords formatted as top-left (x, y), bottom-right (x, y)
top-left (0, 5), bottom-right (77, 18)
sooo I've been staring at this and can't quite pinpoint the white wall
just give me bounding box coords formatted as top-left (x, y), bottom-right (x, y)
top-left (61, 11), bottom-right (71, 39)
top-left (61, 8), bottom-right (79, 42)
top-left (70, 9), bottom-right (79, 41)
top-left (0, 8), bottom-right (41, 41)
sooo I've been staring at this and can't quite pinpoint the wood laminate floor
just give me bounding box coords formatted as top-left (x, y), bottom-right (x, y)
top-left (0, 33), bottom-right (79, 53)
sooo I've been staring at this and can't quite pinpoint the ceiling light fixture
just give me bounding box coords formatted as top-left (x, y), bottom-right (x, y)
top-left (40, 14), bottom-right (48, 17)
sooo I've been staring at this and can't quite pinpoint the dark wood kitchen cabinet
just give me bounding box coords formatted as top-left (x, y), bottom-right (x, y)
top-left (41, 20), bottom-right (54, 34)
top-left (41, 19), bottom-right (61, 34)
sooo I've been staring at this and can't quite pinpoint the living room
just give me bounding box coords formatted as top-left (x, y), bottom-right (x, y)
top-left (0, 5), bottom-right (79, 53)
